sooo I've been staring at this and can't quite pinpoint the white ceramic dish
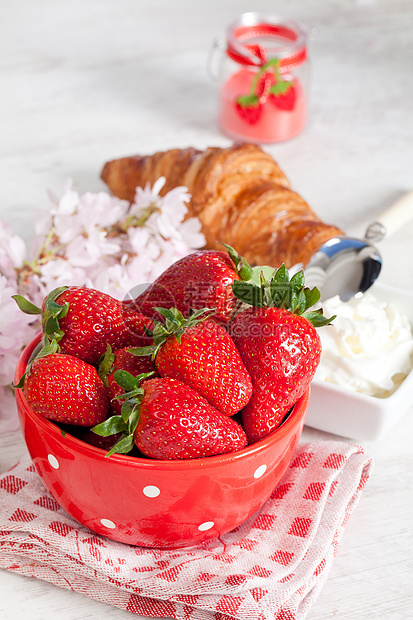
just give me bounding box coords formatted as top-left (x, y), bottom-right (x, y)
top-left (305, 282), bottom-right (413, 441)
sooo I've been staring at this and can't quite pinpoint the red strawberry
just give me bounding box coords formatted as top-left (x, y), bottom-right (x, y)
top-left (235, 100), bottom-right (263, 124)
top-left (22, 353), bottom-right (110, 426)
top-left (133, 307), bottom-right (253, 417)
top-left (136, 378), bottom-right (247, 459)
top-left (230, 266), bottom-right (334, 443)
top-left (269, 82), bottom-right (296, 111)
top-left (98, 345), bottom-right (158, 413)
top-left (93, 376), bottom-right (247, 460)
top-left (14, 286), bottom-right (153, 367)
top-left (127, 245), bottom-right (252, 324)
top-left (234, 66), bottom-right (275, 123)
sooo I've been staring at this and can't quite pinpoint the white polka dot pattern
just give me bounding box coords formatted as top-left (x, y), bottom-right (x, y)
top-left (198, 521), bottom-right (214, 531)
top-left (254, 464), bottom-right (267, 479)
top-left (47, 454), bottom-right (60, 470)
top-left (143, 485), bottom-right (160, 498)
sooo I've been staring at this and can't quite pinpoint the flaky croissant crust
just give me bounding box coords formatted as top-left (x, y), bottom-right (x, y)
top-left (101, 142), bottom-right (342, 268)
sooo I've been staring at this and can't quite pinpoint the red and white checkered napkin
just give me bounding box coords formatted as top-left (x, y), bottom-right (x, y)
top-left (0, 441), bottom-right (372, 620)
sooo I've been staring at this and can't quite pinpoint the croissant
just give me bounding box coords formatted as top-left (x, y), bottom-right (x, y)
top-left (101, 142), bottom-right (343, 268)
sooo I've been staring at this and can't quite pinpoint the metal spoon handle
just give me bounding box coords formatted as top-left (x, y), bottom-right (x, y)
top-left (365, 190), bottom-right (413, 242)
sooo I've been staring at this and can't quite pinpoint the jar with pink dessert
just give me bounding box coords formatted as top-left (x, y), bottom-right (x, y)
top-left (209, 13), bottom-right (310, 144)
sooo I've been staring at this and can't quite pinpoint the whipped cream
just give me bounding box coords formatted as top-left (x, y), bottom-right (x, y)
top-left (315, 291), bottom-right (413, 398)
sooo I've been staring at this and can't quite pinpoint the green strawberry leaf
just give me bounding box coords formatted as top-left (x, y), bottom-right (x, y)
top-left (165, 317), bottom-right (177, 332)
top-left (237, 93), bottom-right (260, 108)
top-left (120, 398), bottom-right (136, 422)
top-left (143, 324), bottom-right (153, 338)
top-left (106, 433), bottom-right (135, 457)
top-left (113, 369), bottom-right (140, 393)
top-left (12, 295), bottom-right (42, 315)
top-left (45, 299), bottom-right (68, 319)
top-left (44, 315), bottom-right (63, 340)
top-left (269, 80), bottom-right (293, 96)
top-left (232, 264), bottom-right (334, 328)
top-left (14, 287), bottom-right (70, 349)
top-left (268, 279), bottom-right (289, 308)
top-left (220, 242), bottom-right (239, 264)
top-left (290, 290), bottom-right (299, 314)
top-left (98, 344), bottom-right (116, 386)
top-left (134, 305), bottom-right (216, 354)
top-left (220, 242), bottom-right (254, 281)
top-left (304, 287), bottom-right (321, 309)
top-left (92, 415), bottom-right (128, 437)
top-left (117, 380), bottom-right (145, 401)
top-left (302, 310), bottom-right (336, 327)
top-left (232, 280), bottom-right (265, 307)
top-left (44, 286), bottom-right (69, 305)
top-left (296, 289), bottom-right (307, 314)
top-left (127, 404), bottom-right (141, 434)
top-left (155, 307), bottom-right (184, 325)
top-left (152, 321), bottom-right (170, 340)
top-left (59, 302), bottom-right (69, 318)
top-left (290, 270), bottom-right (305, 291)
top-left (267, 58), bottom-right (280, 71)
top-left (273, 264), bottom-right (290, 285)
top-left (112, 370), bottom-right (151, 422)
top-left (36, 340), bottom-right (60, 359)
top-left (12, 374), bottom-right (26, 389)
top-left (93, 368), bottom-right (152, 457)
top-left (129, 344), bottom-right (160, 359)
top-left (237, 259), bottom-right (252, 281)
top-left (187, 307), bottom-right (215, 321)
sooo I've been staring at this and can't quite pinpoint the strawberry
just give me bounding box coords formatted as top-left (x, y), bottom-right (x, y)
top-left (269, 82), bottom-right (297, 111)
top-left (92, 374), bottom-right (247, 460)
top-left (21, 352), bottom-right (110, 426)
top-left (254, 57), bottom-right (296, 111)
top-left (235, 98), bottom-right (263, 124)
top-left (234, 69), bottom-right (265, 125)
top-left (98, 344), bottom-right (158, 413)
top-left (127, 245), bottom-right (252, 324)
top-left (132, 307), bottom-right (253, 417)
top-left (230, 266), bottom-right (334, 443)
top-left (267, 59), bottom-right (296, 112)
top-left (13, 286), bottom-right (153, 367)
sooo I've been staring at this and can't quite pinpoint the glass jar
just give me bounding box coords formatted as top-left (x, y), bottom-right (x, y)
top-left (210, 13), bottom-right (310, 144)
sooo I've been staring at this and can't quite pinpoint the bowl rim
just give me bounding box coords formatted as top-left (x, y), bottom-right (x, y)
top-left (15, 333), bottom-right (309, 470)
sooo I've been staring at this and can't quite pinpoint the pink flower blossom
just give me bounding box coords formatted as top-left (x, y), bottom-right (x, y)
top-left (0, 275), bottom-right (38, 431)
top-left (0, 176), bottom-right (206, 431)
top-left (0, 221), bottom-right (27, 284)
top-left (0, 386), bottom-right (20, 433)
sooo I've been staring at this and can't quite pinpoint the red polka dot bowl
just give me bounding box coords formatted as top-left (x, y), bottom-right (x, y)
top-left (15, 333), bottom-right (309, 549)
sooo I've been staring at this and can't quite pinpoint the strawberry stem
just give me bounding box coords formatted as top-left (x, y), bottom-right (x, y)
top-left (220, 242), bottom-right (253, 281)
top-left (129, 306), bottom-right (216, 360)
top-left (12, 295), bottom-right (43, 316)
top-left (91, 369), bottom-right (154, 457)
top-left (97, 344), bottom-right (116, 387)
top-left (13, 286), bottom-right (69, 348)
top-left (236, 57), bottom-right (293, 107)
top-left (232, 264), bottom-right (335, 327)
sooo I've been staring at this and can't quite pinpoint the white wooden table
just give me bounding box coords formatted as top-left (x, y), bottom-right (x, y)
top-left (1, 1), bottom-right (413, 618)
